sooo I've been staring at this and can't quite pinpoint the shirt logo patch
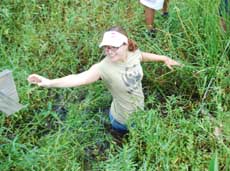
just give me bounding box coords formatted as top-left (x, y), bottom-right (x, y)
top-left (122, 64), bottom-right (142, 94)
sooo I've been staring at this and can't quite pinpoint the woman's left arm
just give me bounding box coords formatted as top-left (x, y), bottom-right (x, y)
top-left (141, 52), bottom-right (181, 70)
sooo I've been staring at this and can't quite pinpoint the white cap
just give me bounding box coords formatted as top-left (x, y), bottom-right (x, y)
top-left (99, 31), bottom-right (128, 48)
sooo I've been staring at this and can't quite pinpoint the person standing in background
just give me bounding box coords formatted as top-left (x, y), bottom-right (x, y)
top-left (219, 0), bottom-right (229, 31)
top-left (140, 0), bottom-right (170, 37)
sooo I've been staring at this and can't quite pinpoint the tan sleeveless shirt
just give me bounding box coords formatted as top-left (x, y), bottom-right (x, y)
top-left (97, 49), bottom-right (144, 124)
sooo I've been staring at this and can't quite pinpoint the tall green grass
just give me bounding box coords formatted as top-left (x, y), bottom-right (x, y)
top-left (0, 0), bottom-right (229, 170)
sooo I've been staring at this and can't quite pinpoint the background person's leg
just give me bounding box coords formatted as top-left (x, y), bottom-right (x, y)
top-left (144, 6), bottom-right (156, 30)
top-left (219, 0), bottom-right (229, 31)
top-left (162, 0), bottom-right (169, 16)
top-left (144, 6), bottom-right (157, 37)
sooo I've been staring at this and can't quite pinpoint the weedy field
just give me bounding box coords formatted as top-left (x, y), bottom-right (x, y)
top-left (0, 0), bottom-right (229, 170)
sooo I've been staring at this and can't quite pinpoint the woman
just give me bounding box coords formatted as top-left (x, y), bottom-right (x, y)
top-left (28, 26), bottom-right (180, 133)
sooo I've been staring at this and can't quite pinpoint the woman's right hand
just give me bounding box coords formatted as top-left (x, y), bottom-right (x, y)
top-left (27, 74), bottom-right (52, 87)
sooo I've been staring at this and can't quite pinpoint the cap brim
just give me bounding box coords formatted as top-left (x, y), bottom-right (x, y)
top-left (99, 31), bottom-right (128, 48)
top-left (99, 41), bottom-right (123, 48)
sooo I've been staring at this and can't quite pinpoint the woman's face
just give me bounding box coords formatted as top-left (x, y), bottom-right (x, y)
top-left (103, 44), bottom-right (128, 62)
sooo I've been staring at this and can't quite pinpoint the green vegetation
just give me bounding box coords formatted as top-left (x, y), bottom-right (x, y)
top-left (0, 0), bottom-right (229, 170)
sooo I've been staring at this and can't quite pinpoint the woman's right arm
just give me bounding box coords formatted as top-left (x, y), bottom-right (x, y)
top-left (27, 64), bottom-right (101, 88)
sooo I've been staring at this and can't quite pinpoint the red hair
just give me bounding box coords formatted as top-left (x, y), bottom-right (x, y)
top-left (107, 26), bottom-right (138, 52)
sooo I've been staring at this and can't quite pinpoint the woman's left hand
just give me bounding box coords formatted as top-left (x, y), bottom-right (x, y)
top-left (164, 57), bottom-right (181, 70)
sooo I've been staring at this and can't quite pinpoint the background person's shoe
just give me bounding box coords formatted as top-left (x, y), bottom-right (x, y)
top-left (147, 28), bottom-right (157, 38)
top-left (162, 12), bottom-right (169, 18)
